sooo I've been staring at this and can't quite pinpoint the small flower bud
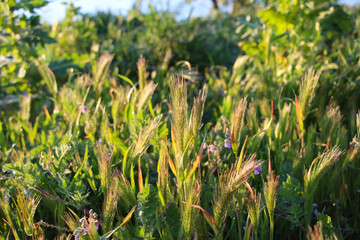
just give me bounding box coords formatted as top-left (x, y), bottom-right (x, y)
top-left (224, 139), bottom-right (232, 149)
top-left (254, 165), bottom-right (262, 175)
top-left (81, 105), bottom-right (88, 113)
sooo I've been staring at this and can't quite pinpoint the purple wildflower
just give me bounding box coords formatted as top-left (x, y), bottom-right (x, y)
top-left (84, 227), bottom-right (89, 232)
top-left (81, 105), bottom-right (88, 113)
top-left (314, 209), bottom-right (318, 216)
top-left (97, 138), bottom-right (103, 144)
top-left (210, 145), bottom-right (215, 152)
top-left (224, 139), bottom-right (232, 149)
top-left (254, 165), bottom-right (262, 175)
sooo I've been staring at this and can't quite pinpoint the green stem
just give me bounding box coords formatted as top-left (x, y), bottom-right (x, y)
top-left (270, 215), bottom-right (274, 240)
top-left (254, 226), bottom-right (258, 240)
top-left (237, 209), bottom-right (243, 240)
top-left (304, 191), bottom-right (314, 227)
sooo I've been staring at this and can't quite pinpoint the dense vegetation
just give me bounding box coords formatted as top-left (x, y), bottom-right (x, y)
top-left (1, 0), bottom-right (360, 239)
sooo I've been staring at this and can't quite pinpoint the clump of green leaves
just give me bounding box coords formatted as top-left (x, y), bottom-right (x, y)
top-left (279, 175), bottom-right (305, 230)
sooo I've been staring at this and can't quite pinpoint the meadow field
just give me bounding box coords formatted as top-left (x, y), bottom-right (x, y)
top-left (1, 0), bottom-right (360, 239)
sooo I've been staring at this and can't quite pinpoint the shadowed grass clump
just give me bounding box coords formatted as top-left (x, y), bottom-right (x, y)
top-left (304, 147), bottom-right (343, 226)
top-left (213, 155), bottom-right (261, 229)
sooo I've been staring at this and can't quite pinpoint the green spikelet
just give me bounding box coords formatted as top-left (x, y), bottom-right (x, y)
top-left (264, 171), bottom-right (279, 220)
top-left (304, 147), bottom-right (342, 194)
top-left (102, 174), bottom-right (119, 233)
top-left (63, 208), bottom-right (81, 231)
top-left (231, 98), bottom-right (247, 152)
top-left (35, 59), bottom-right (58, 97)
top-left (96, 144), bottom-right (113, 198)
top-left (245, 188), bottom-right (261, 236)
top-left (180, 180), bottom-right (202, 238)
top-left (304, 147), bottom-right (342, 226)
top-left (213, 155), bottom-right (261, 228)
top-left (299, 67), bottom-right (320, 119)
top-left (137, 55), bottom-right (147, 91)
top-left (247, 102), bottom-right (259, 134)
top-left (117, 172), bottom-right (136, 213)
top-left (170, 75), bottom-right (189, 167)
top-left (93, 53), bottom-right (114, 94)
top-left (133, 115), bottom-right (162, 158)
top-left (321, 106), bottom-right (342, 147)
top-left (190, 88), bottom-right (207, 138)
top-left (14, 189), bottom-right (41, 236)
top-left (157, 141), bottom-right (172, 205)
top-left (264, 171), bottom-right (279, 240)
top-left (136, 82), bottom-right (157, 112)
top-left (0, 189), bottom-right (19, 239)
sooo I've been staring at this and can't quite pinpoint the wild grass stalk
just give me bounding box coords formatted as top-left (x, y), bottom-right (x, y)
top-left (157, 141), bottom-right (173, 205)
top-left (321, 106), bottom-right (342, 147)
top-left (295, 67), bottom-right (320, 139)
top-left (0, 189), bottom-right (20, 239)
top-left (213, 155), bottom-right (261, 236)
top-left (117, 171), bottom-right (136, 213)
top-left (231, 98), bottom-right (247, 153)
top-left (63, 208), bottom-right (81, 232)
top-left (180, 180), bottom-right (202, 238)
top-left (133, 115), bottom-right (162, 158)
top-left (94, 53), bottom-right (114, 95)
top-left (137, 55), bottom-right (147, 91)
top-left (96, 144), bottom-right (113, 198)
top-left (170, 75), bottom-right (190, 170)
top-left (245, 185), bottom-right (261, 240)
top-left (304, 147), bottom-right (342, 227)
top-left (263, 169), bottom-right (279, 240)
top-left (101, 174), bottom-right (119, 233)
top-left (36, 59), bottom-right (58, 97)
top-left (299, 68), bottom-right (320, 119)
top-left (190, 88), bottom-right (207, 138)
top-left (136, 82), bottom-right (157, 114)
top-left (14, 189), bottom-right (42, 237)
top-left (169, 75), bottom-right (207, 237)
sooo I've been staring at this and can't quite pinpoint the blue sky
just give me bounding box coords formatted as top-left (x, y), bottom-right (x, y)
top-left (38, 0), bottom-right (360, 23)
top-left (38, 0), bottom-right (215, 23)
